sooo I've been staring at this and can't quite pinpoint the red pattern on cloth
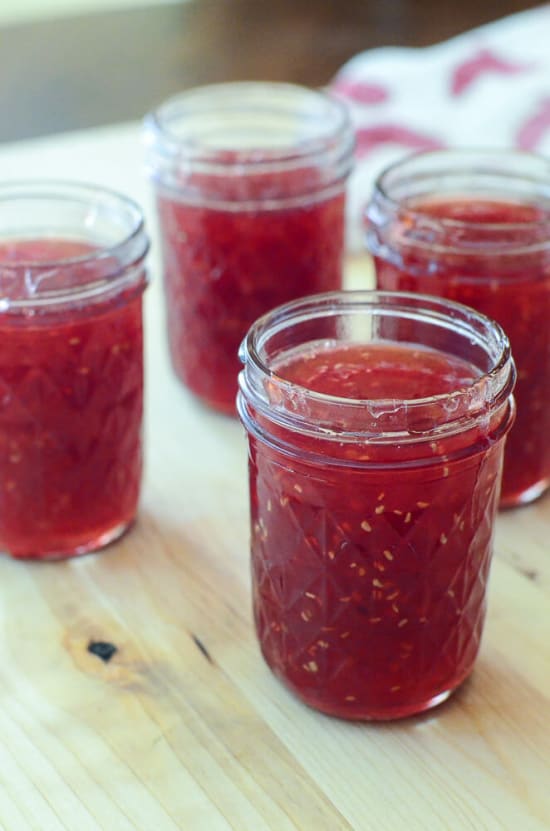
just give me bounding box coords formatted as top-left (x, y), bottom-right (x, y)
top-left (516, 97), bottom-right (550, 150)
top-left (355, 125), bottom-right (446, 157)
top-left (329, 6), bottom-right (550, 249)
top-left (450, 48), bottom-right (534, 96)
top-left (331, 79), bottom-right (390, 105)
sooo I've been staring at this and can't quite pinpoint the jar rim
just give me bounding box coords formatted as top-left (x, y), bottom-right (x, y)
top-left (371, 148), bottom-right (550, 233)
top-left (144, 81), bottom-right (355, 179)
top-left (0, 181), bottom-right (149, 309)
top-left (239, 290), bottom-right (515, 445)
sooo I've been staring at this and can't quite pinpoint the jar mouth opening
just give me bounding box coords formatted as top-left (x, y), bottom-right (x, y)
top-left (239, 290), bottom-right (515, 444)
top-left (0, 182), bottom-right (149, 308)
top-left (372, 148), bottom-right (550, 232)
top-left (144, 82), bottom-right (354, 178)
top-left (0, 181), bottom-right (146, 265)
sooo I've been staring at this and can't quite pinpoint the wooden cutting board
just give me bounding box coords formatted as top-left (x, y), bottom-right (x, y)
top-left (0, 131), bottom-right (548, 830)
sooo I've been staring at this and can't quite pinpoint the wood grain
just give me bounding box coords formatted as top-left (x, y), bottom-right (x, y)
top-left (0, 125), bottom-right (548, 831)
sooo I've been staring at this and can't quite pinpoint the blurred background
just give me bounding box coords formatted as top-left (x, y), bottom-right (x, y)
top-left (0, 0), bottom-right (546, 143)
top-left (0, 0), bottom-right (173, 25)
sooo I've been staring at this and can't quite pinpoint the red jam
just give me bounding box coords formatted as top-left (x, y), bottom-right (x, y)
top-left (157, 185), bottom-right (345, 414)
top-left (247, 341), bottom-right (509, 719)
top-left (0, 239), bottom-right (144, 559)
top-left (370, 198), bottom-right (550, 507)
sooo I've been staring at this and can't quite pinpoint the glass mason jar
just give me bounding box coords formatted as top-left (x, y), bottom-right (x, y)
top-left (0, 182), bottom-right (149, 560)
top-left (238, 291), bottom-right (515, 721)
top-left (365, 149), bottom-right (550, 508)
top-left (144, 82), bottom-right (354, 415)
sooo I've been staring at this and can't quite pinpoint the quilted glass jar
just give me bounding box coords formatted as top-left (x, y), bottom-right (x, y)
top-left (145, 82), bottom-right (354, 414)
top-left (0, 182), bottom-right (149, 559)
top-left (238, 291), bottom-right (515, 720)
top-left (366, 149), bottom-right (550, 508)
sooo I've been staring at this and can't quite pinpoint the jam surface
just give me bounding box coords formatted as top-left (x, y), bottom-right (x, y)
top-left (249, 342), bottom-right (506, 719)
top-left (372, 197), bottom-right (550, 507)
top-left (157, 177), bottom-right (345, 414)
top-left (0, 238), bottom-right (144, 559)
top-left (277, 341), bottom-right (478, 398)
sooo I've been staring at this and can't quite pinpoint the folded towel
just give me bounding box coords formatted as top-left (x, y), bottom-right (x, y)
top-left (330, 5), bottom-right (550, 250)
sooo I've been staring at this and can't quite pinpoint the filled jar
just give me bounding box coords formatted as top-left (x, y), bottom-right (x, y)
top-left (0, 182), bottom-right (149, 559)
top-left (144, 82), bottom-right (354, 414)
top-left (365, 149), bottom-right (550, 508)
top-left (238, 291), bottom-right (515, 720)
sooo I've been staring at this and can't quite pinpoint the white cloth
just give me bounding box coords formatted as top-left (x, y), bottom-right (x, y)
top-left (330, 5), bottom-right (550, 250)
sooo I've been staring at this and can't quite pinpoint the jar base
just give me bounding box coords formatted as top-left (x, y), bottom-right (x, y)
top-left (295, 687), bottom-right (456, 722)
top-left (182, 382), bottom-right (238, 418)
top-left (500, 477), bottom-right (550, 510)
top-left (2, 518), bottom-right (134, 562)
top-left (269, 667), bottom-right (472, 722)
top-left (192, 391), bottom-right (237, 418)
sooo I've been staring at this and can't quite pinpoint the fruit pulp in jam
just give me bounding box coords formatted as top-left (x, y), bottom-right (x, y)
top-left (0, 238), bottom-right (144, 559)
top-left (372, 198), bottom-right (550, 507)
top-left (249, 342), bottom-right (506, 719)
top-left (157, 176), bottom-right (345, 415)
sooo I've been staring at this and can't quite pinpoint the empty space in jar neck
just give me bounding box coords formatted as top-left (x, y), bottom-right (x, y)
top-left (145, 83), bottom-right (354, 203)
top-left (370, 150), bottom-right (550, 254)
top-left (0, 183), bottom-right (148, 306)
top-left (149, 83), bottom-right (350, 157)
top-left (240, 291), bottom-right (514, 442)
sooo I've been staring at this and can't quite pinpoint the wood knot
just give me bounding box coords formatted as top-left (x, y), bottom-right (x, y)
top-left (88, 640), bottom-right (118, 663)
